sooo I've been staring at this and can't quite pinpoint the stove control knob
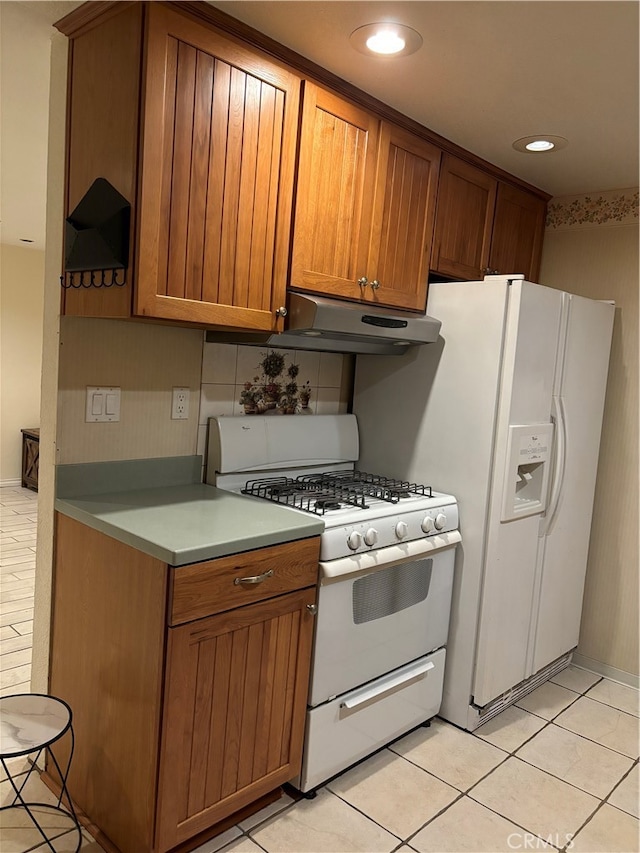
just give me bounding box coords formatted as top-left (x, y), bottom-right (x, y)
top-left (363, 527), bottom-right (379, 547)
top-left (395, 521), bottom-right (409, 540)
top-left (421, 516), bottom-right (435, 533)
top-left (347, 531), bottom-right (362, 551)
top-left (434, 512), bottom-right (447, 531)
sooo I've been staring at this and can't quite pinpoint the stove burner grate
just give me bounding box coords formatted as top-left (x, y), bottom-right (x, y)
top-left (241, 471), bottom-right (433, 515)
top-left (242, 477), bottom-right (368, 515)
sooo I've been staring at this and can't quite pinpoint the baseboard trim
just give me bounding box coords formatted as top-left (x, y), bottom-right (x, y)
top-left (0, 478), bottom-right (22, 488)
top-left (572, 653), bottom-right (640, 689)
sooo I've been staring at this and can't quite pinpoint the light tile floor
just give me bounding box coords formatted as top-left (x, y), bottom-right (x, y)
top-left (0, 486), bottom-right (638, 853)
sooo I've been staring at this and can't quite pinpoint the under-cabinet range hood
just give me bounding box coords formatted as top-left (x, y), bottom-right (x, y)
top-left (206, 292), bottom-right (442, 355)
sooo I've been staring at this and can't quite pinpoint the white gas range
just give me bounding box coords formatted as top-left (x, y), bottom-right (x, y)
top-left (207, 414), bottom-right (460, 793)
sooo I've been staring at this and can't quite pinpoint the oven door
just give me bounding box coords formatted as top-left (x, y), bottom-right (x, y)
top-left (309, 532), bottom-right (460, 707)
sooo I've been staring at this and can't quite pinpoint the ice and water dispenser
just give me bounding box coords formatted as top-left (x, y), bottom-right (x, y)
top-left (501, 423), bottom-right (554, 521)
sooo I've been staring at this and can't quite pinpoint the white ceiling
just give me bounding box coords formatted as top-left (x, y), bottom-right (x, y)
top-left (1, 0), bottom-right (638, 250)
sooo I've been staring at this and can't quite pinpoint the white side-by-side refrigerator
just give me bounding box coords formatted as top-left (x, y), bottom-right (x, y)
top-left (353, 275), bottom-right (614, 730)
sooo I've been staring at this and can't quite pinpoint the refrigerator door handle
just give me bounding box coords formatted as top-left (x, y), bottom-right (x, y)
top-left (542, 395), bottom-right (567, 536)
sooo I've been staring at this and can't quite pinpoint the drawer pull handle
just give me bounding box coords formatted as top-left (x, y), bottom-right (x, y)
top-left (234, 569), bottom-right (274, 586)
top-left (341, 660), bottom-right (435, 709)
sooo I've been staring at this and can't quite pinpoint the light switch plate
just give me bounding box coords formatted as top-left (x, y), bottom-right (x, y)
top-left (86, 386), bottom-right (121, 422)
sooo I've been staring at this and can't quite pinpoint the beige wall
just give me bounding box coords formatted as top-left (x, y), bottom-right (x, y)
top-left (0, 244), bottom-right (45, 482)
top-left (57, 317), bottom-right (204, 464)
top-left (539, 190), bottom-right (639, 679)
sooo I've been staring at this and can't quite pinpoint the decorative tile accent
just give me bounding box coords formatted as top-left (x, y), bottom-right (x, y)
top-left (546, 188), bottom-right (639, 230)
top-left (199, 343), bottom-right (350, 420)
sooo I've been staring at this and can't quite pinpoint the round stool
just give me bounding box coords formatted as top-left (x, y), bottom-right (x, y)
top-left (0, 693), bottom-right (82, 852)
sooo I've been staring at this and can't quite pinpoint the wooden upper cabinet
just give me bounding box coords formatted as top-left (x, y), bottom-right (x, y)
top-left (136, 5), bottom-right (300, 330)
top-left (432, 154), bottom-right (497, 281)
top-left (291, 83), bottom-right (379, 302)
top-left (291, 83), bottom-right (441, 312)
top-left (489, 183), bottom-right (546, 281)
top-left (367, 124), bottom-right (441, 310)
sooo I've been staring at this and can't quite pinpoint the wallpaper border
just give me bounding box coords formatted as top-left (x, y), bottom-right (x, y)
top-left (546, 188), bottom-right (639, 230)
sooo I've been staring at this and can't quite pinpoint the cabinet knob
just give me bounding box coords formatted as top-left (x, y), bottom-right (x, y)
top-left (357, 276), bottom-right (368, 287)
top-left (306, 603), bottom-right (318, 615)
top-left (275, 306), bottom-right (288, 317)
top-left (370, 279), bottom-right (381, 290)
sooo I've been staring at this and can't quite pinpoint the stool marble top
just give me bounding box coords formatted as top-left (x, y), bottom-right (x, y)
top-left (0, 694), bottom-right (71, 758)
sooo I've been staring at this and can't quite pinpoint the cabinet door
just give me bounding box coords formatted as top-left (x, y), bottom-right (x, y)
top-left (432, 154), bottom-right (497, 280)
top-left (291, 82), bottom-right (380, 302)
top-left (155, 588), bottom-right (316, 851)
top-left (136, 5), bottom-right (300, 330)
top-left (489, 183), bottom-right (546, 281)
top-left (366, 124), bottom-right (441, 311)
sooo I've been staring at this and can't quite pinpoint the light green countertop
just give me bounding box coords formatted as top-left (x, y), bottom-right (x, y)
top-left (55, 483), bottom-right (324, 566)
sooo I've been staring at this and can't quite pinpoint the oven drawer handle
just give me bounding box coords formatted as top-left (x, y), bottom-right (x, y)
top-left (340, 660), bottom-right (435, 710)
top-left (234, 569), bottom-right (274, 586)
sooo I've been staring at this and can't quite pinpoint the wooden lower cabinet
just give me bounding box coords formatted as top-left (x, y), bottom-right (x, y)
top-left (49, 514), bottom-right (319, 853)
top-left (155, 589), bottom-right (315, 851)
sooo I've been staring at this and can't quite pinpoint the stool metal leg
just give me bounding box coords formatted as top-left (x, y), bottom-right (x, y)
top-left (46, 725), bottom-right (82, 852)
top-left (0, 726), bottom-right (82, 852)
top-left (1, 755), bottom-right (58, 852)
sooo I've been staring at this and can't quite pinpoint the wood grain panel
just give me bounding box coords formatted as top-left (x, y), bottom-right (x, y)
top-left (202, 58), bottom-right (231, 306)
top-left (168, 41), bottom-right (196, 299)
top-left (169, 536), bottom-right (320, 625)
top-left (220, 626), bottom-right (249, 797)
top-left (489, 182), bottom-right (546, 281)
top-left (155, 587), bottom-right (316, 851)
top-left (187, 637), bottom-right (216, 816)
top-left (157, 37), bottom-right (179, 299)
top-left (291, 81), bottom-right (379, 301)
top-left (136, 4), bottom-right (299, 329)
top-left (237, 621), bottom-right (265, 789)
top-left (204, 632), bottom-right (232, 806)
top-left (49, 515), bottom-right (168, 853)
top-left (185, 51), bottom-right (215, 301)
top-left (367, 124), bottom-right (441, 310)
top-left (250, 617), bottom-right (278, 781)
top-left (432, 153), bottom-right (497, 280)
top-left (234, 74), bottom-right (261, 309)
top-left (249, 84), bottom-right (275, 310)
top-left (63, 4), bottom-right (142, 318)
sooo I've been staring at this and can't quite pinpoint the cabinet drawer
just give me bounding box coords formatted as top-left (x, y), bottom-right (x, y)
top-left (169, 536), bottom-right (320, 625)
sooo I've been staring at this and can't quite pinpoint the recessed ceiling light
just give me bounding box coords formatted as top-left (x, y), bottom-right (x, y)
top-left (350, 23), bottom-right (423, 57)
top-left (512, 135), bottom-right (568, 153)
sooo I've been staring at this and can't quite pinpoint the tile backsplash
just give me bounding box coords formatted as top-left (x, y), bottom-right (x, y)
top-left (197, 343), bottom-right (354, 464)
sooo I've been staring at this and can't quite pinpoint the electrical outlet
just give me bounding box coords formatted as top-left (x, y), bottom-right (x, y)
top-left (171, 387), bottom-right (190, 420)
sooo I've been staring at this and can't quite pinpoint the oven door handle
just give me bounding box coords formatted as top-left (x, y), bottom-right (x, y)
top-left (340, 660), bottom-right (435, 710)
